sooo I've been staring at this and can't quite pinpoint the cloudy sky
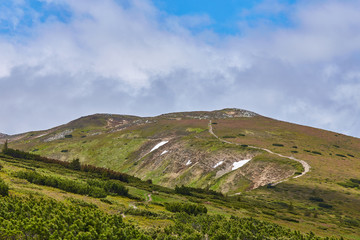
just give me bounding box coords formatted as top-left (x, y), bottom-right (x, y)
top-left (1, 0), bottom-right (360, 137)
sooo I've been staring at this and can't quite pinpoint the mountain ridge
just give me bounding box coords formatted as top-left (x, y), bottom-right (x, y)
top-left (1, 108), bottom-right (360, 238)
top-left (5, 108), bottom-right (360, 191)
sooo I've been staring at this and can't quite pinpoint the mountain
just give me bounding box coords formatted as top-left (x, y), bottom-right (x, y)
top-left (0, 133), bottom-right (8, 139)
top-left (1, 108), bottom-right (360, 238)
top-left (6, 108), bottom-right (360, 192)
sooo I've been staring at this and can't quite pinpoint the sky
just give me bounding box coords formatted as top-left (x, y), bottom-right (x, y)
top-left (0, 0), bottom-right (360, 138)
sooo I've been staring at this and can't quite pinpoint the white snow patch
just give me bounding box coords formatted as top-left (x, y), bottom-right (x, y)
top-left (213, 161), bottom-right (224, 168)
top-left (150, 141), bottom-right (168, 153)
top-left (161, 150), bottom-right (168, 155)
top-left (186, 160), bottom-right (192, 166)
top-left (232, 159), bottom-right (251, 171)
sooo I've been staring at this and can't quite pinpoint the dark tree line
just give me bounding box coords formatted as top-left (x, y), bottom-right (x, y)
top-left (15, 170), bottom-right (128, 198)
top-left (2, 147), bottom-right (136, 183)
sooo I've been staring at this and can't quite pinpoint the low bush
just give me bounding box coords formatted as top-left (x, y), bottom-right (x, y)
top-left (309, 197), bottom-right (324, 202)
top-left (318, 203), bottom-right (333, 209)
top-left (350, 178), bottom-right (360, 184)
top-left (272, 143), bottom-right (284, 147)
top-left (223, 135), bottom-right (236, 138)
top-left (338, 181), bottom-right (359, 189)
top-left (336, 154), bottom-right (347, 158)
top-left (100, 198), bottom-right (113, 205)
top-left (0, 178), bottom-right (9, 196)
top-left (14, 171), bottom-right (128, 198)
top-left (311, 151), bottom-right (322, 155)
top-left (124, 208), bottom-right (160, 218)
top-left (165, 202), bottom-right (207, 216)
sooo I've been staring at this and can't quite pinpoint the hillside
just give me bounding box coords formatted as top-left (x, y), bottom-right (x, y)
top-left (1, 108), bottom-right (360, 238)
top-left (0, 133), bottom-right (8, 138)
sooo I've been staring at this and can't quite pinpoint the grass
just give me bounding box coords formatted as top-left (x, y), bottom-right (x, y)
top-left (5, 111), bottom-right (360, 238)
top-left (0, 153), bottom-right (358, 238)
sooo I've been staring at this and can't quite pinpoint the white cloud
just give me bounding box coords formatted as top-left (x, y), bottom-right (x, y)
top-left (0, 0), bottom-right (360, 138)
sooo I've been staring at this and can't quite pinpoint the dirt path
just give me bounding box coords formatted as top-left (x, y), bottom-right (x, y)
top-left (146, 193), bottom-right (152, 203)
top-left (208, 120), bottom-right (310, 185)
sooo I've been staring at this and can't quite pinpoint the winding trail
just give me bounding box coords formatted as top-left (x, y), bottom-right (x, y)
top-left (208, 120), bottom-right (310, 185)
top-left (146, 193), bottom-right (152, 203)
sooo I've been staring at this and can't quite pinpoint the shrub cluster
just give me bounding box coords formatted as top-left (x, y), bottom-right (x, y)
top-left (174, 185), bottom-right (223, 198)
top-left (338, 178), bottom-right (360, 189)
top-left (272, 143), bottom-right (284, 147)
top-left (15, 171), bottom-right (128, 198)
top-left (165, 202), bottom-right (207, 216)
top-left (0, 195), bottom-right (337, 239)
top-left (3, 148), bottom-right (136, 183)
top-left (0, 195), bottom-right (147, 240)
top-left (0, 178), bottom-right (9, 197)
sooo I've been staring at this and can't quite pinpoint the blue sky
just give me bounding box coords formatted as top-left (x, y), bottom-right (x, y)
top-left (1, 0), bottom-right (360, 137)
top-left (153, 0), bottom-right (296, 33)
top-left (1, 0), bottom-right (295, 35)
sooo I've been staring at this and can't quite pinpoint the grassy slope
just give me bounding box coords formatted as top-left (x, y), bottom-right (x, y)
top-left (0, 153), bottom-right (358, 239)
top-left (3, 110), bottom-right (360, 238)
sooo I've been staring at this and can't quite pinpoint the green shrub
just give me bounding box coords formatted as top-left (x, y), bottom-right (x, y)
top-left (318, 203), bottom-right (333, 209)
top-left (14, 171), bottom-right (126, 198)
top-left (100, 198), bottom-right (113, 205)
top-left (311, 151), bottom-right (322, 155)
top-left (338, 181), bottom-right (359, 189)
top-left (124, 208), bottom-right (159, 218)
top-left (343, 217), bottom-right (359, 227)
top-left (0, 178), bottom-right (9, 196)
top-left (350, 178), bottom-right (360, 184)
top-left (272, 143), bottom-right (284, 147)
top-left (223, 135), bottom-right (236, 138)
top-left (175, 185), bottom-right (191, 196)
top-left (69, 158), bottom-right (81, 170)
top-left (165, 202), bottom-right (207, 216)
top-left (309, 197), bottom-right (324, 202)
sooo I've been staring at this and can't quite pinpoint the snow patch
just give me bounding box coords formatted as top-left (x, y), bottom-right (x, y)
top-left (186, 160), bottom-right (192, 166)
top-left (150, 141), bottom-right (168, 153)
top-left (213, 161), bottom-right (224, 168)
top-left (232, 159), bottom-right (251, 171)
top-left (161, 150), bottom-right (168, 155)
